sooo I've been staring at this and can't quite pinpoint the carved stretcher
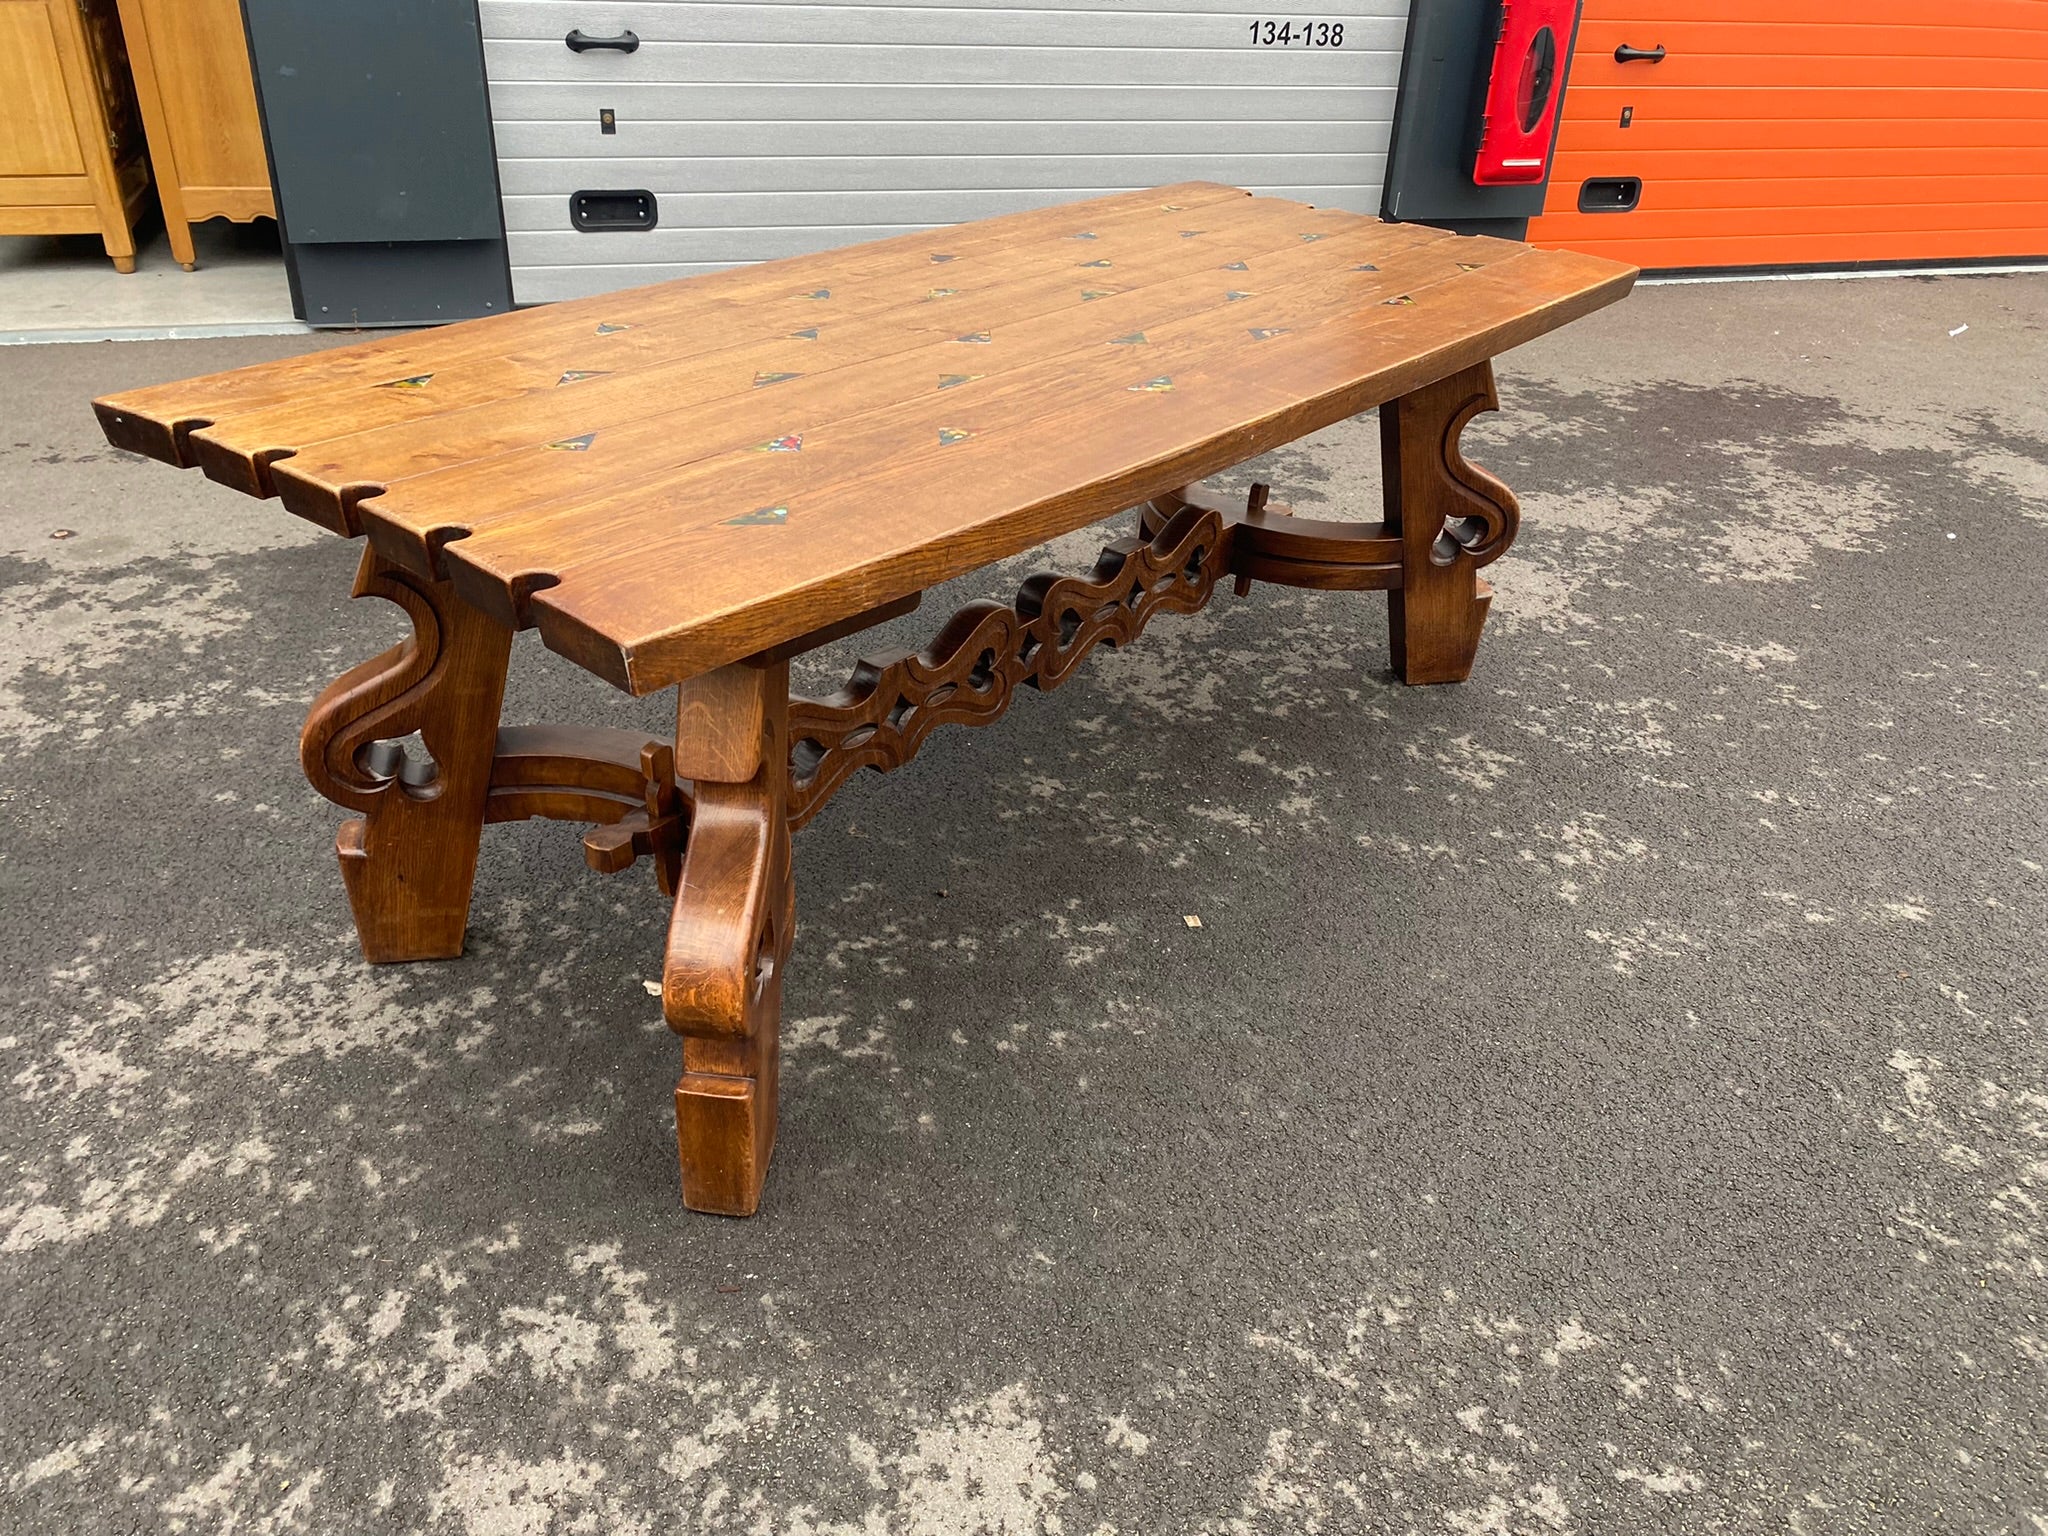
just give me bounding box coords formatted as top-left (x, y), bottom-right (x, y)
top-left (96, 184), bottom-right (1635, 1215)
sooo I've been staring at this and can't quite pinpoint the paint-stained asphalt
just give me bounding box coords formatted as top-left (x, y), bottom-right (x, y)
top-left (2, 272), bottom-right (2044, 1534)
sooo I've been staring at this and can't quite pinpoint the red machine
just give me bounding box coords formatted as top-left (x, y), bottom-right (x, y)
top-left (1470, 0), bottom-right (1578, 185)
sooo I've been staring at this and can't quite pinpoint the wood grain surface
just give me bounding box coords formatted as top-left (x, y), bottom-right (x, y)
top-left (96, 183), bottom-right (1635, 694)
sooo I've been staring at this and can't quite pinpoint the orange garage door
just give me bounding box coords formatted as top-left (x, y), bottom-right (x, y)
top-left (1526, 0), bottom-right (2048, 270)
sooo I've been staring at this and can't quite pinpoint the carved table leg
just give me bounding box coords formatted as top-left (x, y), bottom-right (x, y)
top-left (1381, 360), bottom-right (1522, 685)
top-left (664, 659), bottom-right (795, 1215)
top-left (299, 546), bottom-right (513, 962)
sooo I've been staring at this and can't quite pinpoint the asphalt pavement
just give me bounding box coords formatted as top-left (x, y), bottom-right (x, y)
top-left (1, 270), bottom-right (2044, 1534)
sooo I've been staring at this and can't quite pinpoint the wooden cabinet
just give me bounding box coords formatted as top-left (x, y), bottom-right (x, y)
top-left (113, 0), bottom-right (274, 269)
top-left (0, 0), bottom-right (149, 272)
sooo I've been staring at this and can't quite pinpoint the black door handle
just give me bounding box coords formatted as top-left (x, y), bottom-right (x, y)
top-left (1614, 43), bottom-right (1666, 62)
top-left (566, 28), bottom-right (640, 52)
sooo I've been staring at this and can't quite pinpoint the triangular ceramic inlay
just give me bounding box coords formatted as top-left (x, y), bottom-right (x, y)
top-left (556, 370), bottom-right (609, 385)
top-left (1248, 328), bottom-right (1290, 341)
top-left (938, 373), bottom-right (983, 390)
top-left (1221, 261), bottom-right (1249, 272)
top-left (788, 327), bottom-right (820, 340)
top-left (380, 374), bottom-right (432, 390)
top-left (1128, 376), bottom-right (1174, 393)
top-left (753, 434), bottom-right (802, 453)
top-left (938, 427), bottom-right (974, 446)
top-left (546, 432), bottom-right (596, 451)
top-left (954, 332), bottom-right (991, 344)
top-left (1109, 332), bottom-right (1147, 345)
top-left (595, 322), bottom-right (631, 334)
top-left (754, 371), bottom-right (803, 387)
top-left (724, 505), bottom-right (788, 526)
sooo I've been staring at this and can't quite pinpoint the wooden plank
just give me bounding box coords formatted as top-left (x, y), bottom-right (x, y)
top-left (493, 250), bottom-right (1634, 690)
top-left (271, 210), bottom-right (1447, 534)
top-left (198, 187), bottom-right (1317, 498)
top-left (95, 180), bottom-right (1248, 468)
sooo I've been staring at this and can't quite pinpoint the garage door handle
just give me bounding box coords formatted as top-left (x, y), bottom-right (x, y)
top-left (1614, 43), bottom-right (1665, 63)
top-left (565, 28), bottom-right (640, 52)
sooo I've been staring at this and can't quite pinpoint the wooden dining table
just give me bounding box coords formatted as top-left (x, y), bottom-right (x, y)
top-left (95, 183), bottom-right (1635, 1215)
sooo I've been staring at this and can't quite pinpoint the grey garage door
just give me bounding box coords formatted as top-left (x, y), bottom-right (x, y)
top-left (479, 0), bottom-right (1414, 304)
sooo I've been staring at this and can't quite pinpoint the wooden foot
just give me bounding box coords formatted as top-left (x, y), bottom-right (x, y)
top-left (300, 547), bottom-right (513, 962)
top-left (111, 254), bottom-right (137, 274)
top-left (1381, 361), bottom-right (1521, 685)
top-left (664, 659), bottom-right (794, 1215)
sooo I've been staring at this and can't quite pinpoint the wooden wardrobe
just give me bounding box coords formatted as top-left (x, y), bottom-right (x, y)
top-left (0, 0), bottom-right (150, 273)
top-left (114, 0), bottom-right (274, 269)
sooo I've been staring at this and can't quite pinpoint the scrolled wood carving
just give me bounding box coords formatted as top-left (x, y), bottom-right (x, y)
top-left (785, 502), bottom-right (1229, 828)
top-left (299, 550), bottom-right (449, 815)
top-left (1432, 378), bottom-right (1520, 570)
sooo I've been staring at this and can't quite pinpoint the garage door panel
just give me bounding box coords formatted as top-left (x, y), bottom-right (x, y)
top-left (1558, 85), bottom-right (2048, 125)
top-left (483, 39), bottom-right (1399, 87)
top-left (1557, 0), bottom-right (2043, 25)
top-left (495, 151), bottom-right (1388, 197)
top-left (491, 117), bottom-right (1393, 160)
top-left (1567, 19), bottom-right (2048, 64)
top-left (1539, 227), bottom-right (2048, 269)
top-left (486, 81), bottom-right (1396, 123)
top-left (481, 1), bottom-right (1410, 49)
top-left (1546, 163), bottom-right (2048, 205)
top-left (1552, 118), bottom-right (2048, 156)
top-left (1550, 200), bottom-right (2048, 241)
top-left (500, 183), bottom-right (1378, 233)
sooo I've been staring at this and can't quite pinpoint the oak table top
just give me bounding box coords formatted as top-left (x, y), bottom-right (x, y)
top-left (96, 183), bottom-right (1634, 694)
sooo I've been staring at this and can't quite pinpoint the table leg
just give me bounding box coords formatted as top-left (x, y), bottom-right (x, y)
top-left (299, 547), bottom-right (513, 962)
top-left (664, 658), bottom-right (795, 1215)
top-left (1381, 360), bottom-right (1522, 685)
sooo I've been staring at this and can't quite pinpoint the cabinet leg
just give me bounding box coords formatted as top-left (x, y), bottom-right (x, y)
top-left (664, 660), bottom-right (794, 1215)
top-left (1382, 361), bottom-right (1522, 686)
top-left (299, 547), bottom-right (513, 962)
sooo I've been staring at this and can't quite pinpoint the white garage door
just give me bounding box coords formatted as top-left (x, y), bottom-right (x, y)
top-left (478, 0), bottom-right (1414, 303)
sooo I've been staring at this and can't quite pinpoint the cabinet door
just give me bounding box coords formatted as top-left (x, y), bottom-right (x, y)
top-left (125, 0), bottom-right (269, 207)
top-left (0, 0), bottom-right (89, 178)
